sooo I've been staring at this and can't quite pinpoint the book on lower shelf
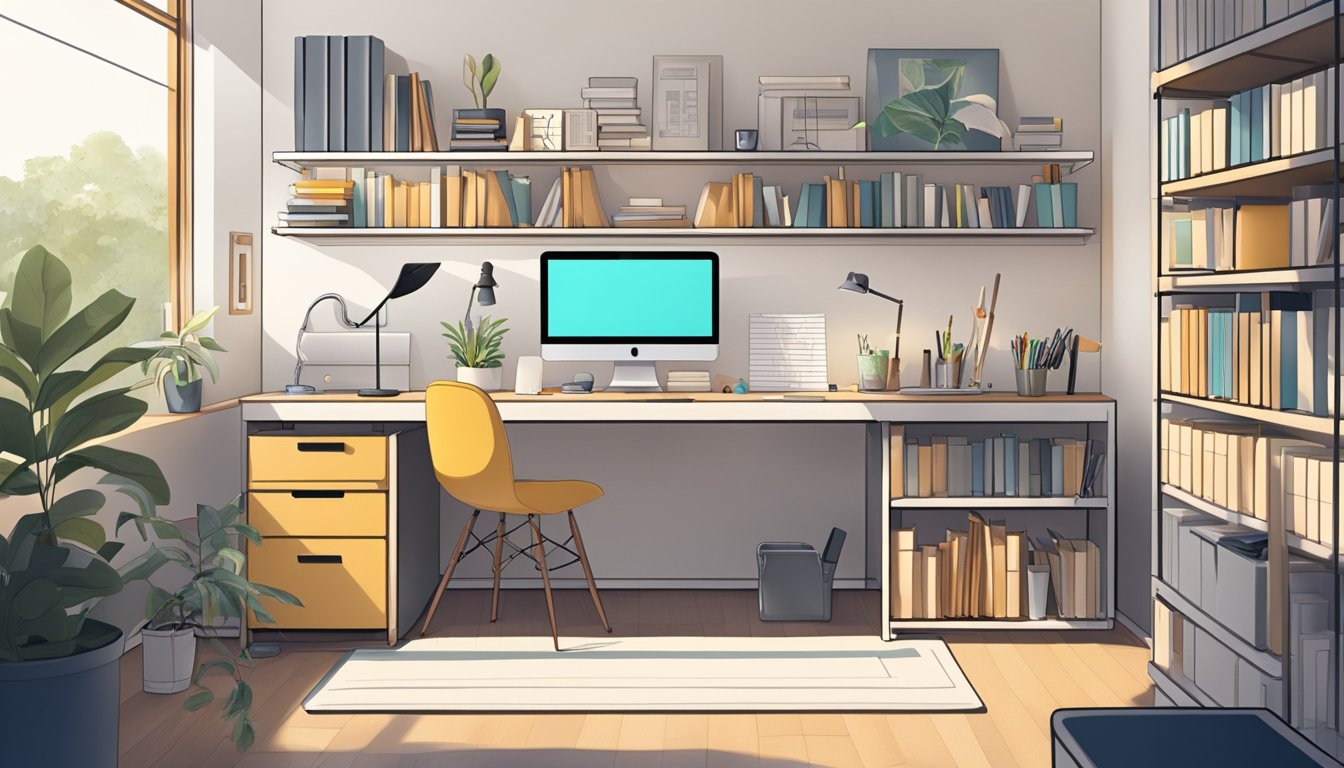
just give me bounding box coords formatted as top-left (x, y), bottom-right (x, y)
top-left (891, 426), bottom-right (1104, 500)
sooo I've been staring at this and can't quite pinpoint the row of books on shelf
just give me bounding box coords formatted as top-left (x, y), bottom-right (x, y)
top-left (1160, 68), bottom-right (1335, 182)
top-left (890, 518), bottom-right (1103, 620)
top-left (890, 427), bottom-right (1105, 500)
top-left (281, 167), bottom-right (549, 228)
top-left (1160, 418), bottom-right (1338, 549)
top-left (694, 165), bottom-right (1077, 229)
top-left (1157, 0), bottom-right (1323, 69)
top-left (1162, 189), bottom-right (1339, 272)
top-left (1159, 290), bottom-right (1333, 413)
top-left (294, 35), bottom-right (442, 153)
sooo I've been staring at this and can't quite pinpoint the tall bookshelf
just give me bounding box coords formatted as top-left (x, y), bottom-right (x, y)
top-left (1151, 0), bottom-right (1342, 758)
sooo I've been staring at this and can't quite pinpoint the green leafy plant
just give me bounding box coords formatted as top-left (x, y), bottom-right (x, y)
top-left (0, 244), bottom-right (171, 661)
top-left (140, 305), bottom-right (226, 394)
top-left (121, 491), bottom-right (301, 751)
top-left (873, 58), bottom-right (1005, 150)
top-left (441, 315), bottom-right (508, 368)
top-left (462, 53), bottom-right (501, 109)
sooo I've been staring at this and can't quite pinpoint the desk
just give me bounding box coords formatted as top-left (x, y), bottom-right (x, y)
top-left (240, 391), bottom-right (1115, 640)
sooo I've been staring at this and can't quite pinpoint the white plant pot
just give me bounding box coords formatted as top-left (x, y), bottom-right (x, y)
top-left (141, 627), bottom-right (196, 694)
top-left (456, 366), bottom-right (503, 391)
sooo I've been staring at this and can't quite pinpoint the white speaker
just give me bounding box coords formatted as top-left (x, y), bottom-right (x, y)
top-left (514, 356), bottom-right (543, 394)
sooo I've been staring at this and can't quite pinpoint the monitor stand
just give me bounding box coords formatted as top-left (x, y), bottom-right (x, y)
top-left (605, 361), bottom-right (662, 391)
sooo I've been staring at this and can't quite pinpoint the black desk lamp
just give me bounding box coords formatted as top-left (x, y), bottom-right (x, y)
top-left (357, 262), bottom-right (440, 397)
top-left (463, 261), bottom-right (498, 336)
top-left (839, 272), bottom-right (903, 361)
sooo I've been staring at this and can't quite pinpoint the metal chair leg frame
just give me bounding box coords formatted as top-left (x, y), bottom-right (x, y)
top-left (529, 515), bottom-right (561, 651)
top-left (419, 509), bottom-right (480, 636)
top-left (490, 513), bottom-right (506, 622)
top-left (568, 509), bottom-right (612, 633)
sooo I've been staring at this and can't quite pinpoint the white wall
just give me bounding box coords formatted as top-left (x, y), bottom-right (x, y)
top-left (1101, 0), bottom-right (1154, 634)
top-left (193, 0), bottom-right (263, 404)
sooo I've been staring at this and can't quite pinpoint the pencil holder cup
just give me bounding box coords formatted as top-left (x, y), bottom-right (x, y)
top-left (1015, 368), bottom-right (1048, 397)
top-left (934, 360), bottom-right (948, 388)
top-left (857, 352), bottom-right (889, 391)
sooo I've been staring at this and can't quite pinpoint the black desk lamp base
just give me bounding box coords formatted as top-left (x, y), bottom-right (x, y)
top-left (358, 387), bottom-right (400, 397)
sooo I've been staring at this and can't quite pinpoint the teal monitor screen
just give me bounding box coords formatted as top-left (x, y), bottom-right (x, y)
top-left (541, 253), bottom-right (719, 342)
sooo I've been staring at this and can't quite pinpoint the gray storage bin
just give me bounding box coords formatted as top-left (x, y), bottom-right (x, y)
top-left (1216, 542), bottom-right (1268, 650)
top-left (757, 528), bottom-right (845, 621)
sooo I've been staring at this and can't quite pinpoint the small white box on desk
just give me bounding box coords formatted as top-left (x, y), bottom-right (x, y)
top-left (1215, 543), bottom-right (1267, 649)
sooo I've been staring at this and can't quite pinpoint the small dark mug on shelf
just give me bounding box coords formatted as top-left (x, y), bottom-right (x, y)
top-left (735, 129), bottom-right (759, 151)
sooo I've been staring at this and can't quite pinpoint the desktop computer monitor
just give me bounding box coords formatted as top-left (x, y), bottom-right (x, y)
top-left (541, 251), bottom-right (719, 391)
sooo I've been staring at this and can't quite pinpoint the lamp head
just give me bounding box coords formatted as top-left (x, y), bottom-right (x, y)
top-left (388, 262), bottom-right (441, 299)
top-left (473, 261), bottom-right (498, 306)
top-left (839, 272), bottom-right (870, 294)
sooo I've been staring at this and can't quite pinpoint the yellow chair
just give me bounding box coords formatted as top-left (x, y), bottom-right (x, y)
top-left (419, 381), bottom-right (611, 650)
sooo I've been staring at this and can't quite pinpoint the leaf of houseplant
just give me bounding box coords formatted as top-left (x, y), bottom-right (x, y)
top-left (46, 388), bottom-right (146, 458)
top-left (182, 340), bottom-right (219, 382)
top-left (53, 517), bottom-right (106, 553)
top-left (898, 58), bottom-right (925, 94)
top-left (183, 690), bottom-right (214, 711)
top-left (0, 465), bottom-right (39, 496)
top-left (54, 445), bottom-right (171, 504)
top-left (198, 336), bottom-right (227, 352)
top-left (144, 586), bottom-right (174, 627)
top-left (178, 306), bottom-right (218, 337)
top-left (480, 54), bottom-right (500, 104)
top-left (8, 245), bottom-right (72, 356)
top-left (0, 398), bottom-right (35, 460)
top-left (36, 346), bottom-right (156, 413)
top-left (0, 342), bottom-right (37, 399)
top-left (47, 488), bottom-right (105, 526)
top-left (950, 95), bottom-right (1005, 139)
top-left (37, 288), bottom-right (136, 377)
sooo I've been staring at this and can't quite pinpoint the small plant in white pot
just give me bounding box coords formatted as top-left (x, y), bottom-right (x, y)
top-left (141, 305), bottom-right (226, 413)
top-left (124, 491), bottom-right (300, 750)
top-left (442, 315), bottom-right (508, 390)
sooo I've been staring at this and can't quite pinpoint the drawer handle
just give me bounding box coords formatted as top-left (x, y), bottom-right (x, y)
top-left (297, 554), bottom-right (343, 565)
top-left (290, 490), bottom-right (345, 499)
top-left (296, 442), bottom-right (345, 453)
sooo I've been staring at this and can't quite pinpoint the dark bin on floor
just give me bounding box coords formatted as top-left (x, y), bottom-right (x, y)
top-left (757, 528), bottom-right (845, 621)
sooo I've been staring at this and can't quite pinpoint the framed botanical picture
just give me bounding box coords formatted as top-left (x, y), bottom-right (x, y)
top-left (865, 49), bottom-right (1004, 151)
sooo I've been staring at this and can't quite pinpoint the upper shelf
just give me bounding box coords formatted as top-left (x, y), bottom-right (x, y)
top-left (272, 150), bottom-right (1096, 175)
top-left (1161, 392), bottom-right (1335, 435)
top-left (1153, 2), bottom-right (1341, 96)
top-left (1158, 265), bottom-right (1339, 292)
top-left (271, 226), bottom-right (1095, 245)
top-left (1159, 148), bottom-right (1336, 197)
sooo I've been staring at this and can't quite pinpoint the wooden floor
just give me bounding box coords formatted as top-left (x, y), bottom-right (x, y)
top-left (117, 589), bottom-right (1154, 767)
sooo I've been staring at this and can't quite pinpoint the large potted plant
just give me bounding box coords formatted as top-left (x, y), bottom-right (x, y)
top-left (140, 305), bottom-right (225, 413)
top-left (442, 314), bottom-right (508, 390)
top-left (120, 490), bottom-right (300, 750)
top-left (0, 245), bottom-right (172, 768)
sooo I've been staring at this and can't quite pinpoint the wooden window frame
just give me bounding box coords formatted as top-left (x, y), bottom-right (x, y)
top-left (116, 0), bottom-right (192, 331)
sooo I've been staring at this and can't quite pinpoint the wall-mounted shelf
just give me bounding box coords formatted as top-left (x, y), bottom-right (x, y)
top-left (1154, 579), bottom-right (1282, 677)
top-left (1153, 2), bottom-right (1339, 96)
top-left (1160, 393), bottom-right (1334, 436)
top-left (889, 618), bottom-right (1112, 631)
top-left (1158, 265), bottom-right (1339, 292)
top-left (1161, 485), bottom-right (1267, 532)
top-left (890, 496), bottom-right (1107, 509)
top-left (274, 149), bottom-right (1096, 174)
top-left (1160, 148), bottom-right (1336, 197)
top-left (272, 226), bottom-right (1095, 245)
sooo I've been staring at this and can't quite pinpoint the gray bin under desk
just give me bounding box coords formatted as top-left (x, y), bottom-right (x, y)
top-left (757, 542), bottom-right (838, 621)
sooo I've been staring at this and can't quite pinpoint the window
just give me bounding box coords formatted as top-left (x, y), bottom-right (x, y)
top-left (0, 0), bottom-right (191, 348)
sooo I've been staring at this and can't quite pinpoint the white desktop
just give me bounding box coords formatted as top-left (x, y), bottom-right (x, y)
top-left (540, 251), bottom-right (719, 391)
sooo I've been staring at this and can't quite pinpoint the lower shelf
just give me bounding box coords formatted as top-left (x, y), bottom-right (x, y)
top-left (1153, 578), bottom-right (1282, 677)
top-left (889, 618), bottom-right (1112, 631)
top-left (1148, 662), bottom-right (1213, 707)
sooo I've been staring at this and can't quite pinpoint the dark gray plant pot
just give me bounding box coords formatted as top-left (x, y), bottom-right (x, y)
top-left (0, 620), bottom-right (123, 768)
top-left (165, 378), bottom-right (202, 413)
top-left (454, 107), bottom-right (507, 138)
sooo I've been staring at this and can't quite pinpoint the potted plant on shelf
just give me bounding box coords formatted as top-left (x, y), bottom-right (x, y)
top-left (442, 315), bottom-right (509, 390)
top-left (121, 490), bottom-right (300, 750)
top-left (0, 245), bottom-right (173, 768)
top-left (455, 53), bottom-right (506, 148)
top-left (140, 305), bottom-right (226, 414)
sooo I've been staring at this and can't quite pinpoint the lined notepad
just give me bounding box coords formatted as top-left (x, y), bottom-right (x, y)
top-left (749, 314), bottom-right (828, 391)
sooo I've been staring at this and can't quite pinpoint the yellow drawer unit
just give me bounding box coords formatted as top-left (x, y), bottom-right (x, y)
top-left (248, 435), bottom-right (388, 489)
top-left (248, 491), bottom-right (387, 538)
top-left (248, 537), bottom-right (387, 629)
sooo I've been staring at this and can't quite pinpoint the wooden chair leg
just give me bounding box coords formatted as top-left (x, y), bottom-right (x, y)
top-left (568, 509), bottom-right (611, 633)
top-left (490, 512), bottom-right (506, 622)
top-left (419, 509), bottom-right (480, 637)
top-left (530, 515), bottom-right (560, 651)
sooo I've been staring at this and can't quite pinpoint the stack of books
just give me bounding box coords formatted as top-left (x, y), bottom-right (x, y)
top-left (582, 77), bottom-right (650, 150)
top-left (612, 197), bottom-right (689, 228)
top-left (748, 314), bottom-right (828, 391)
top-left (1013, 116), bottom-right (1063, 151)
top-left (693, 174), bottom-right (791, 227)
top-left (756, 75), bottom-right (861, 151)
top-left (450, 114), bottom-right (507, 151)
top-left (531, 167), bottom-right (609, 227)
top-left (293, 35), bottom-right (386, 151)
top-left (890, 427), bottom-right (1104, 499)
top-left (890, 516), bottom-right (1030, 620)
top-left (384, 73), bottom-right (440, 152)
top-left (665, 371), bottom-right (712, 392)
top-left (1031, 164), bottom-right (1079, 228)
top-left (278, 179), bottom-right (353, 227)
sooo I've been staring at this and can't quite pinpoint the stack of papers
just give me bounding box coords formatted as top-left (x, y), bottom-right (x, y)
top-left (666, 371), bottom-right (712, 392)
top-left (749, 314), bottom-right (828, 391)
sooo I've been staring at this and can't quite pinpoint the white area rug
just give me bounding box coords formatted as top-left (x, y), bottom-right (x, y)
top-left (303, 636), bottom-right (983, 712)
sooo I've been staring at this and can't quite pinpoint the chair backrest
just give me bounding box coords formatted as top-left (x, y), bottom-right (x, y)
top-left (425, 381), bottom-right (520, 511)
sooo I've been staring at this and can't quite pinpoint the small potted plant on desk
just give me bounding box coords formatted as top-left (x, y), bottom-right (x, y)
top-left (142, 305), bottom-right (226, 414)
top-left (442, 315), bottom-right (509, 390)
top-left (124, 491), bottom-right (301, 750)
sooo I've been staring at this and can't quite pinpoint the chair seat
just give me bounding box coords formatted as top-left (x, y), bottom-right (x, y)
top-left (513, 480), bottom-right (604, 515)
